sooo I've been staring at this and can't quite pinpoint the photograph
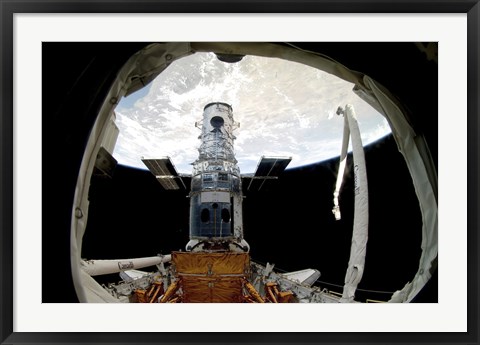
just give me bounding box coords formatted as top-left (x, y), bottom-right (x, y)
top-left (43, 42), bottom-right (438, 305)
top-left (2, 4), bottom-right (478, 345)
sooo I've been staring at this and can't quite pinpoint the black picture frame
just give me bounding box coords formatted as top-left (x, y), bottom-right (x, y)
top-left (1, 1), bottom-right (479, 344)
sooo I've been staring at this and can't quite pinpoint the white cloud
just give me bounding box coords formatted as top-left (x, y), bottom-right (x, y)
top-left (112, 52), bottom-right (389, 174)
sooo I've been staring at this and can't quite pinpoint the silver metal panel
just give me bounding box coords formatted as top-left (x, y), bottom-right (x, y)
top-left (200, 191), bottom-right (230, 203)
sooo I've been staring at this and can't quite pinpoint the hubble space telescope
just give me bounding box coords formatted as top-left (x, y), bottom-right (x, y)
top-left (142, 102), bottom-right (290, 254)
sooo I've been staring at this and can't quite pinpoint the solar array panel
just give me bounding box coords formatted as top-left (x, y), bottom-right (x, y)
top-left (246, 156), bottom-right (292, 191)
top-left (142, 157), bottom-right (186, 190)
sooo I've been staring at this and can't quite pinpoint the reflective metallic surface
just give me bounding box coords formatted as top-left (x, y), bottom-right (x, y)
top-left (187, 102), bottom-right (246, 251)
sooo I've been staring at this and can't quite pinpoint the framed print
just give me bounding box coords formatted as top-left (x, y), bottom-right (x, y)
top-left (1, 1), bottom-right (479, 344)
